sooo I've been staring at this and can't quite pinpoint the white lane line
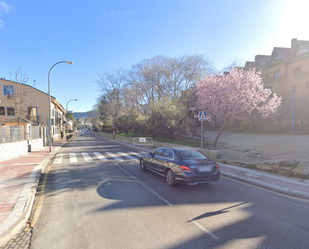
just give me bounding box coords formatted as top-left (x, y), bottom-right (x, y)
top-left (94, 152), bottom-right (107, 161)
top-left (53, 154), bottom-right (63, 164)
top-left (106, 152), bottom-right (123, 162)
top-left (117, 152), bottom-right (138, 161)
top-left (115, 163), bottom-right (173, 207)
top-left (70, 153), bottom-right (78, 163)
top-left (82, 153), bottom-right (93, 162)
top-left (188, 219), bottom-right (220, 240)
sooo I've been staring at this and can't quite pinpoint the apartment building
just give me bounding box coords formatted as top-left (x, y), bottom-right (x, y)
top-left (245, 38), bottom-right (309, 129)
top-left (0, 78), bottom-right (67, 136)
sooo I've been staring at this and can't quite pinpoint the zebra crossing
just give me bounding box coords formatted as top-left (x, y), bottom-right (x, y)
top-left (53, 151), bottom-right (144, 164)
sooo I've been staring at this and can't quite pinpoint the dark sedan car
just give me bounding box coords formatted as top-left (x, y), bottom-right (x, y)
top-left (140, 147), bottom-right (220, 186)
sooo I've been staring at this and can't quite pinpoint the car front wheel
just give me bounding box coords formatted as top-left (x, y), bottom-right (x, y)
top-left (140, 159), bottom-right (147, 171)
top-left (165, 169), bottom-right (176, 186)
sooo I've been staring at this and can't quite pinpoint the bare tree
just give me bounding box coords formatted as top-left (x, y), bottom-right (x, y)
top-left (95, 68), bottom-right (128, 122)
top-left (127, 54), bottom-right (213, 113)
top-left (6, 69), bottom-right (38, 126)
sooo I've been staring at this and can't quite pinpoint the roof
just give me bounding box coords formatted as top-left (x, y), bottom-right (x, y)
top-left (0, 78), bottom-right (66, 114)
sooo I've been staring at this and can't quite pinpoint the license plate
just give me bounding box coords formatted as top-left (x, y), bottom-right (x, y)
top-left (198, 167), bottom-right (212, 173)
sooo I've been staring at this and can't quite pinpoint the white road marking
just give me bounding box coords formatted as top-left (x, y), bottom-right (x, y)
top-left (105, 152), bottom-right (123, 162)
top-left (82, 153), bottom-right (93, 162)
top-left (245, 173), bottom-right (259, 178)
top-left (94, 152), bottom-right (107, 161)
top-left (70, 153), bottom-right (78, 163)
top-left (128, 151), bottom-right (145, 156)
top-left (188, 219), bottom-right (220, 240)
top-left (128, 151), bottom-right (144, 158)
top-left (53, 154), bottom-right (63, 164)
top-left (117, 152), bottom-right (138, 161)
top-left (115, 163), bottom-right (173, 206)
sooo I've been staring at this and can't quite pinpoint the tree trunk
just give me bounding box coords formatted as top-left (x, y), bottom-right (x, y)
top-left (213, 119), bottom-right (228, 147)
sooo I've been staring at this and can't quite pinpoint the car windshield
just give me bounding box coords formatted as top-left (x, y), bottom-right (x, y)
top-left (178, 150), bottom-right (207, 160)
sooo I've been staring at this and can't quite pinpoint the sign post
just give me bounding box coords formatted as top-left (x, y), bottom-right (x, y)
top-left (198, 111), bottom-right (207, 148)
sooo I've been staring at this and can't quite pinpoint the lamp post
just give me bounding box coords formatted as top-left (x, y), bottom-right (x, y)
top-left (66, 99), bottom-right (77, 133)
top-left (284, 86), bottom-right (296, 133)
top-left (66, 98), bottom-right (78, 112)
top-left (48, 61), bottom-right (73, 152)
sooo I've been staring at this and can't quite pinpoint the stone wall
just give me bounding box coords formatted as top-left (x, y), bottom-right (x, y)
top-left (0, 138), bottom-right (44, 163)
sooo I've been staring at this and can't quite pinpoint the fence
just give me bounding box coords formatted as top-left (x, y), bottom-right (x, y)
top-left (0, 126), bottom-right (44, 143)
top-left (133, 137), bottom-right (154, 147)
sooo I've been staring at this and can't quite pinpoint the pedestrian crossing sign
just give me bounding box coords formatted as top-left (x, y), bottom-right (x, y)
top-left (198, 111), bottom-right (207, 121)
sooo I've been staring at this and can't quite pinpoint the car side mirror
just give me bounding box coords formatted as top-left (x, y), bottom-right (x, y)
top-left (149, 152), bottom-right (153, 157)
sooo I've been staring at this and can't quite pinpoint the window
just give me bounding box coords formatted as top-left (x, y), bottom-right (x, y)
top-left (0, 106), bottom-right (5, 115)
top-left (293, 66), bottom-right (301, 75)
top-left (163, 149), bottom-right (173, 159)
top-left (275, 54), bottom-right (283, 60)
top-left (7, 107), bottom-right (15, 116)
top-left (4, 85), bottom-right (14, 98)
top-left (179, 150), bottom-right (207, 160)
top-left (296, 48), bottom-right (307, 55)
top-left (153, 148), bottom-right (165, 157)
top-left (28, 107), bottom-right (38, 122)
top-left (274, 70), bottom-right (280, 78)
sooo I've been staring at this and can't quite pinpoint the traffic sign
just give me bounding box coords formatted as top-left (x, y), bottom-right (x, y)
top-left (198, 111), bottom-right (207, 121)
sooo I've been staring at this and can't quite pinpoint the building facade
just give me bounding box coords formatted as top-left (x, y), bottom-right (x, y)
top-left (245, 38), bottom-right (309, 131)
top-left (0, 78), bottom-right (67, 137)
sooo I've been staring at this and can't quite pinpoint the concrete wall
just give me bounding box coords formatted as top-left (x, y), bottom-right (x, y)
top-left (0, 138), bottom-right (44, 163)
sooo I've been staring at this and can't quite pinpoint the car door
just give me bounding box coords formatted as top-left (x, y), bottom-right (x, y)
top-left (147, 148), bottom-right (165, 171)
top-left (156, 148), bottom-right (174, 174)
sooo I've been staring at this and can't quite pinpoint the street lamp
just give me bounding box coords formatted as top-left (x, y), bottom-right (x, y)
top-left (66, 98), bottom-right (78, 133)
top-left (48, 61), bottom-right (73, 152)
top-left (284, 86), bottom-right (296, 133)
top-left (66, 98), bottom-right (78, 112)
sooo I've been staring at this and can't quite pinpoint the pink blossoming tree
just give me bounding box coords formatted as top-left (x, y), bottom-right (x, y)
top-left (196, 68), bottom-right (282, 147)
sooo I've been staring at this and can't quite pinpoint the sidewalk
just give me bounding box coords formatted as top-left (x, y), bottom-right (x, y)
top-left (0, 138), bottom-right (67, 247)
top-left (1, 135), bottom-right (309, 247)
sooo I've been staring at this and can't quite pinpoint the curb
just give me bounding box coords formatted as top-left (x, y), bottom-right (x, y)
top-left (220, 171), bottom-right (309, 200)
top-left (0, 140), bottom-right (68, 247)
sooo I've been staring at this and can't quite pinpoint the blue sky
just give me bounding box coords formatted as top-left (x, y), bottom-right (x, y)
top-left (1, 0), bottom-right (308, 112)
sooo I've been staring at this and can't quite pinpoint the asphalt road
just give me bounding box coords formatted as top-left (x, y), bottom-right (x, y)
top-left (29, 133), bottom-right (309, 249)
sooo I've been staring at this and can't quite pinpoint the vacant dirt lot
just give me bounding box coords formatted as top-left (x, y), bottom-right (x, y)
top-left (203, 131), bottom-right (309, 164)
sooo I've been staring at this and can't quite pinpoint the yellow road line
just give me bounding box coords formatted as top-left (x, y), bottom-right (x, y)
top-left (26, 162), bottom-right (52, 230)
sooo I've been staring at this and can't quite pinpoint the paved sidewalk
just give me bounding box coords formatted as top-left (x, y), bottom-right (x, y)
top-left (0, 138), bottom-right (67, 247)
top-left (1, 134), bottom-right (309, 247)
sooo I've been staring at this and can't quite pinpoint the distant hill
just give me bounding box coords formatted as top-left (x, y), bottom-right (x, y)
top-left (74, 110), bottom-right (98, 119)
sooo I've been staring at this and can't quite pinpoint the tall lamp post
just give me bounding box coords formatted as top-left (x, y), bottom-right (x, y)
top-left (48, 61), bottom-right (73, 152)
top-left (66, 98), bottom-right (78, 111)
top-left (284, 86), bottom-right (296, 133)
top-left (66, 98), bottom-right (78, 132)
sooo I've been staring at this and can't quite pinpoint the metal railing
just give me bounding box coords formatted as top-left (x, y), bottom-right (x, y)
top-left (0, 126), bottom-right (44, 143)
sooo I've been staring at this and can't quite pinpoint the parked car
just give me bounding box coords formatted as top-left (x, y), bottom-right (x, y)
top-left (139, 147), bottom-right (220, 186)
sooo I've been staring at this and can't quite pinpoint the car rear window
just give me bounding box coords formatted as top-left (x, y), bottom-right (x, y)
top-left (178, 150), bottom-right (207, 160)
